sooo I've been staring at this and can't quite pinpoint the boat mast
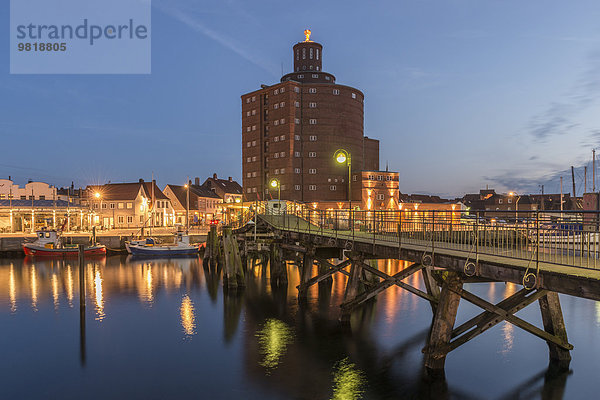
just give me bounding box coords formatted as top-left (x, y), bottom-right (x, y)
top-left (186, 176), bottom-right (190, 234)
top-left (150, 172), bottom-right (154, 236)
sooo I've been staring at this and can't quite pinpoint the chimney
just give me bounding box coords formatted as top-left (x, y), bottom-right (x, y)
top-left (213, 173), bottom-right (217, 180)
top-left (228, 176), bottom-right (233, 182)
top-left (195, 177), bottom-right (200, 186)
top-left (139, 178), bottom-right (144, 183)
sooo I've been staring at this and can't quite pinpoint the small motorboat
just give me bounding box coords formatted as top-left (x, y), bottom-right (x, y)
top-left (23, 229), bottom-right (106, 257)
top-left (125, 232), bottom-right (199, 256)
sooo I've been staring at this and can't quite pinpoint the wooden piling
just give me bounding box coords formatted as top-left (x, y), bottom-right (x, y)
top-left (269, 243), bottom-right (288, 288)
top-left (341, 256), bottom-right (364, 322)
top-left (222, 227), bottom-right (245, 289)
top-left (424, 271), bottom-right (463, 374)
top-left (539, 292), bottom-right (571, 369)
top-left (298, 246), bottom-right (315, 299)
top-left (422, 265), bottom-right (441, 313)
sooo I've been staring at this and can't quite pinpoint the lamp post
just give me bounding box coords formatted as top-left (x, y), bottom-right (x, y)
top-left (508, 192), bottom-right (521, 224)
top-left (335, 149), bottom-right (352, 230)
top-left (184, 179), bottom-right (190, 234)
top-left (269, 178), bottom-right (281, 214)
top-left (94, 192), bottom-right (101, 230)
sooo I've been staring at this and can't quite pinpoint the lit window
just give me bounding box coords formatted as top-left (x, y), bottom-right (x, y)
top-left (295, 185), bottom-right (301, 191)
top-left (280, 152), bottom-right (285, 157)
top-left (302, 48), bottom-right (306, 59)
top-left (312, 74), bottom-right (318, 78)
top-left (295, 151), bottom-right (301, 157)
top-left (295, 135), bottom-right (300, 140)
top-left (295, 101), bottom-right (300, 107)
top-left (309, 169), bottom-right (317, 174)
top-left (352, 93), bottom-right (357, 99)
top-left (295, 118), bottom-right (300, 124)
top-left (274, 89), bottom-right (279, 95)
top-left (280, 102), bottom-right (285, 107)
top-left (274, 104), bottom-right (279, 109)
top-left (294, 168), bottom-right (301, 173)
top-left (280, 135), bottom-right (285, 140)
top-left (333, 89), bottom-right (340, 95)
top-left (127, 202), bottom-right (133, 209)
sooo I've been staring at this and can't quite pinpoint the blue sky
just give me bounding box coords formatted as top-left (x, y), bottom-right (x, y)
top-left (3, 0), bottom-right (600, 197)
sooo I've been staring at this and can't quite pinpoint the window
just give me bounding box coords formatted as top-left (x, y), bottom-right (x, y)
top-left (247, 142), bottom-right (251, 147)
top-left (280, 102), bottom-right (285, 107)
top-left (252, 96), bottom-right (256, 102)
top-left (309, 102), bottom-right (317, 108)
top-left (312, 74), bottom-right (318, 78)
top-left (309, 119), bottom-right (317, 125)
top-left (309, 152), bottom-right (316, 157)
top-left (280, 151), bottom-right (285, 157)
top-left (309, 135), bottom-right (317, 141)
top-left (310, 48), bottom-right (313, 59)
top-left (252, 172), bottom-right (257, 177)
top-left (278, 135), bottom-right (284, 141)
top-left (295, 135), bottom-right (300, 140)
top-left (294, 168), bottom-right (301, 174)
top-left (246, 127), bottom-right (251, 132)
top-left (295, 185), bottom-right (301, 191)
top-left (325, 76), bottom-right (330, 81)
top-left (118, 202), bottom-right (124, 209)
top-left (281, 87), bottom-right (285, 93)
top-left (368, 175), bottom-right (374, 180)
top-left (140, 215), bottom-right (144, 223)
top-left (309, 185), bottom-right (316, 191)
top-left (309, 169), bottom-right (317, 174)
top-left (295, 101), bottom-right (300, 107)
top-left (499, 199), bottom-right (503, 204)
top-left (333, 89), bottom-right (340, 95)
top-left (252, 187), bottom-right (257, 192)
top-left (377, 194), bottom-right (384, 200)
top-left (316, 49), bottom-right (319, 60)
top-left (508, 198), bottom-right (512, 203)
top-left (110, 203), bottom-right (115, 209)
top-left (280, 118), bottom-right (285, 124)
top-left (274, 120), bottom-right (279, 126)
top-left (330, 185), bottom-right (336, 191)
top-left (94, 203), bottom-right (98, 209)
top-left (252, 140), bottom-right (256, 146)
top-left (274, 103), bottom-right (279, 109)
top-left (295, 151), bottom-right (301, 157)
top-left (247, 172), bottom-right (251, 178)
top-left (294, 86), bottom-right (300, 93)
top-left (297, 75), bottom-right (304, 79)
top-left (247, 188), bottom-right (251, 193)
top-left (252, 109), bottom-right (256, 115)
top-left (377, 175), bottom-right (383, 181)
top-left (295, 118), bottom-right (300, 124)
top-left (274, 89), bottom-right (279, 95)
top-left (352, 93), bottom-right (357, 99)
top-left (252, 125), bottom-right (256, 131)
top-left (386, 176), bottom-right (391, 181)
top-left (246, 98), bottom-right (250, 103)
top-left (127, 216), bottom-right (133, 224)
top-left (247, 157), bottom-right (251, 162)
top-left (274, 153), bottom-right (279, 158)
top-left (252, 156), bottom-right (257, 161)
top-left (280, 168), bottom-right (285, 173)
top-left (352, 175), bottom-right (357, 182)
top-left (309, 88), bottom-right (316, 94)
top-left (302, 48), bottom-right (306, 59)
top-left (118, 216), bottom-right (124, 224)
top-left (273, 136), bottom-right (279, 142)
top-left (274, 169), bottom-right (279, 175)
top-left (246, 111), bottom-right (250, 117)
top-left (127, 202), bottom-right (132, 209)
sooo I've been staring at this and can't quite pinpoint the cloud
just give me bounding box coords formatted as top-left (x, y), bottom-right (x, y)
top-left (528, 50), bottom-right (600, 141)
top-left (155, 2), bottom-right (278, 76)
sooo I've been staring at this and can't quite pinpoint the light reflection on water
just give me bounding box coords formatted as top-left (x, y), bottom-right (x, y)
top-left (0, 256), bottom-right (598, 399)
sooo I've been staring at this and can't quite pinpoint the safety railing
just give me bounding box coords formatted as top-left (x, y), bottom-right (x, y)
top-left (253, 202), bottom-right (600, 271)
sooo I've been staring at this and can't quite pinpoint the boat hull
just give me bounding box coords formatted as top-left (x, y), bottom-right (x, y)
top-left (23, 244), bottom-right (107, 257)
top-left (126, 244), bottom-right (198, 256)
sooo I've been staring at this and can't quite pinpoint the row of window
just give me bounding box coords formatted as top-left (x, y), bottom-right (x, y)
top-left (245, 87), bottom-right (358, 106)
top-left (366, 175), bottom-right (395, 181)
top-left (245, 109), bottom-right (257, 117)
top-left (246, 184), bottom-right (335, 193)
top-left (296, 47), bottom-right (320, 61)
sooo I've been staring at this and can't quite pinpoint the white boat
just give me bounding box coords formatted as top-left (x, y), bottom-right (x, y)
top-left (125, 232), bottom-right (198, 256)
top-left (23, 229), bottom-right (106, 257)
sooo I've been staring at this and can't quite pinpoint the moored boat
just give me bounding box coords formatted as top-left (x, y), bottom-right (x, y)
top-left (22, 229), bottom-right (106, 257)
top-left (125, 232), bottom-right (198, 256)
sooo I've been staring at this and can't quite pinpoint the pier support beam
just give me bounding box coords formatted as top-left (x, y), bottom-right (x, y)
top-left (422, 265), bottom-right (440, 313)
top-left (340, 255), bottom-right (364, 322)
top-left (298, 246), bottom-right (315, 300)
top-left (424, 271), bottom-right (463, 374)
top-left (222, 227), bottom-right (245, 289)
top-left (270, 243), bottom-right (288, 288)
top-left (539, 292), bottom-right (571, 369)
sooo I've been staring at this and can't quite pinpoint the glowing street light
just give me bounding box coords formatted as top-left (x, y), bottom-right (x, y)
top-left (269, 178), bottom-right (281, 214)
top-left (508, 192), bottom-right (521, 223)
top-left (334, 149), bottom-right (352, 211)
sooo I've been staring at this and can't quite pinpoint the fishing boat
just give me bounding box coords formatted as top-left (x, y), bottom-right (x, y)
top-left (22, 229), bottom-right (106, 257)
top-left (125, 232), bottom-right (199, 256)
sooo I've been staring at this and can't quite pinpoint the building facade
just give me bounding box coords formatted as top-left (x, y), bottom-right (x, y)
top-left (241, 31), bottom-right (379, 203)
top-left (163, 183), bottom-right (221, 226)
top-left (0, 179), bottom-right (57, 200)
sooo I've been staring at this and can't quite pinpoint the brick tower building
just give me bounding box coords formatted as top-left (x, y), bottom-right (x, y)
top-left (241, 30), bottom-right (380, 203)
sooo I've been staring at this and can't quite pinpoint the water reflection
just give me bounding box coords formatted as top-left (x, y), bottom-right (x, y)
top-left (180, 295), bottom-right (196, 337)
top-left (30, 265), bottom-right (38, 312)
top-left (66, 265), bottom-right (74, 307)
top-left (256, 318), bottom-right (294, 374)
top-left (9, 263), bottom-right (16, 313)
top-left (93, 268), bottom-right (105, 321)
top-left (331, 358), bottom-right (366, 400)
top-left (51, 273), bottom-right (59, 309)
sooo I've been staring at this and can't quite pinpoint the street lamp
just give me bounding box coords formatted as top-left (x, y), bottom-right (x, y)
top-left (508, 192), bottom-right (521, 223)
top-left (334, 149), bottom-right (352, 210)
top-left (269, 178), bottom-right (281, 214)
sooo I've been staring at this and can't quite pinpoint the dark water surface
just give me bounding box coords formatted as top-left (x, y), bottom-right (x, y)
top-left (1, 256), bottom-right (599, 399)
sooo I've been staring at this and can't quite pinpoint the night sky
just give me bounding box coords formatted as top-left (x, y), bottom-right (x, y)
top-left (3, 0), bottom-right (600, 197)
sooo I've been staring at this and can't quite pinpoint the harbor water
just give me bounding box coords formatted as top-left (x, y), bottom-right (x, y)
top-left (1, 256), bottom-right (599, 399)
